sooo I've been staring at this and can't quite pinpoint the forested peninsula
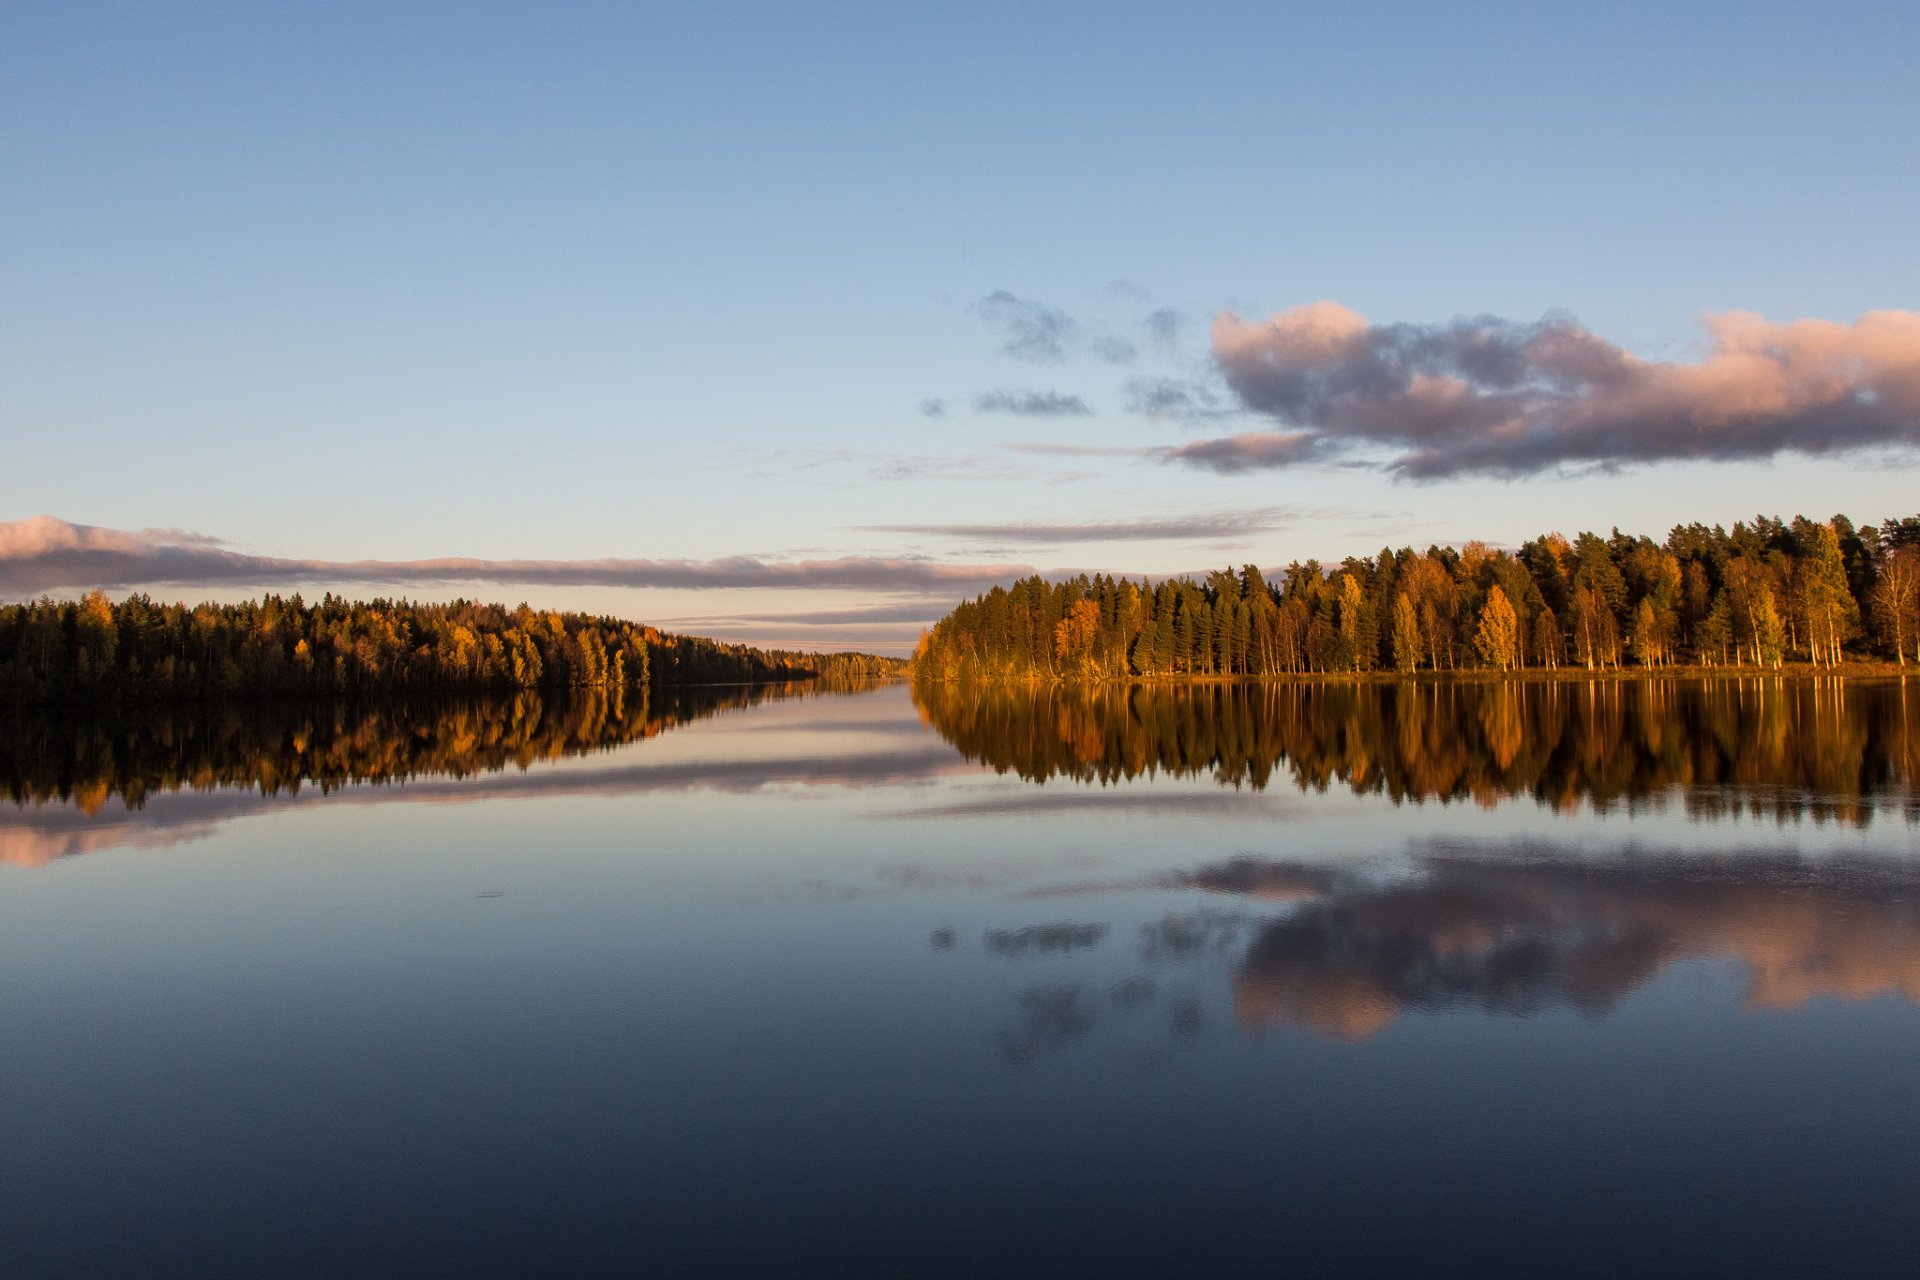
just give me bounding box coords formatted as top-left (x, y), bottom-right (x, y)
top-left (0, 594), bottom-right (904, 705)
top-left (914, 513), bottom-right (1920, 681)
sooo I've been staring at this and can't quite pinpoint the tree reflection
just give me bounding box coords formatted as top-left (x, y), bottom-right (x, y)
top-left (1, 682), bottom-right (830, 812)
top-left (914, 677), bottom-right (1920, 825)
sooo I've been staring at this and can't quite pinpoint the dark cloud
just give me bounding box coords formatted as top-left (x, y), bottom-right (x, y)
top-left (919, 397), bottom-right (946, 418)
top-left (0, 517), bottom-right (1033, 597)
top-left (1162, 430), bottom-right (1326, 472)
top-left (976, 289), bottom-right (1077, 361)
top-left (975, 289), bottom-right (1137, 365)
top-left (1123, 375), bottom-right (1223, 419)
top-left (1145, 306), bottom-right (1183, 351)
top-left (1198, 301), bottom-right (1920, 478)
top-left (856, 508), bottom-right (1297, 543)
top-left (973, 389), bottom-right (1094, 418)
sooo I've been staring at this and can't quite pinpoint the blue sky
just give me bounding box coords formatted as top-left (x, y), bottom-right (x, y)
top-left (5, 1), bottom-right (1917, 651)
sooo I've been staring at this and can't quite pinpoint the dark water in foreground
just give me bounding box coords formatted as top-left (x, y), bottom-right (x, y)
top-left (3, 677), bottom-right (1919, 1277)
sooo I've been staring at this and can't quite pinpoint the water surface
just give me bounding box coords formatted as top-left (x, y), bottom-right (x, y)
top-left (3, 677), bottom-right (1918, 1276)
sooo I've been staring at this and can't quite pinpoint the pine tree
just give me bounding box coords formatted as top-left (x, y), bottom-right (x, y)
top-left (1802, 522), bottom-right (1859, 666)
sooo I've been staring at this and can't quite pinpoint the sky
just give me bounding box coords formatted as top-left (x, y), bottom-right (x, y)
top-left (4, 0), bottom-right (1918, 653)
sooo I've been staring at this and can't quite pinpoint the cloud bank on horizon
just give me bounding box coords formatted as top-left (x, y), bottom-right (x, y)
top-left (0, 517), bottom-right (1032, 599)
top-left (1180, 303), bottom-right (1920, 478)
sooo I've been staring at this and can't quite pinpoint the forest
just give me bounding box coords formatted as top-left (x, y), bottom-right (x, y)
top-left (0, 592), bottom-right (905, 705)
top-left (914, 513), bottom-right (1920, 681)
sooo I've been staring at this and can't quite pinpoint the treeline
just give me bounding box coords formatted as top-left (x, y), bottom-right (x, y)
top-left (915, 513), bottom-right (1920, 681)
top-left (649, 634), bottom-right (905, 687)
top-left (913, 679), bottom-right (1920, 828)
top-left (0, 593), bottom-right (906, 705)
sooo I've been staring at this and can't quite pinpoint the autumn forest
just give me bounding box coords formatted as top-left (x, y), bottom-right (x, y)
top-left (915, 512), bottom-right (1920, 681)
top-left (0, 593), bottom-right (905, 705)
top-left (6, 511), bottom-right (1920, 706)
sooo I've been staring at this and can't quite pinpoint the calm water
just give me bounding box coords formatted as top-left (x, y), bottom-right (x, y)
top-left (4, 677), bottom-right (1919, 1277)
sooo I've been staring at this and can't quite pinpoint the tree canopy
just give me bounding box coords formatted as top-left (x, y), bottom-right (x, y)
top-left (914, 512), bottom-right (1920, 681)
top-left (0, 593), bottom-right (905, 705)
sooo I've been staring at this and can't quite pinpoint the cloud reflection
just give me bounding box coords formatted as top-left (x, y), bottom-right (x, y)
top-left (4, 745), bottom-right (972, 868)
top-left (973, 843), bottom-right (1920, 1053)
top-left (985, 923), bottom-right (1108, 957)
top-left (1193, 848), bottom-right (1920, 1040)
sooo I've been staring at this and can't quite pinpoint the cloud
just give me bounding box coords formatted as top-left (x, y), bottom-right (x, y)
top-left (1145, 307), bottom-right (1182, 351)
top-left (862, 452), bottom-right (1031, 483)
top-left (975, 289), bottom-right (1136, 365)
top-left (662, 601), bottom-right (952, 627)
top-left (0, 516), bottom-right (1034, 597)
top-left (977, 289), bottom-right (1077, 361)
top-left (1162, 430), bottom-right (1326, 472)
top-left (1197, 301), bottom-right (1920, 478)
top-left (856, 508), bottom-right (1299, 543)
top-left (973, 389), bottom-right (1094, 418)
top-left (1123, 375), bottom-right (1224, 420)
top-left (919, 397), bottom-right (946, 418)
top-left (998, 441), bottom-right (1161, 459)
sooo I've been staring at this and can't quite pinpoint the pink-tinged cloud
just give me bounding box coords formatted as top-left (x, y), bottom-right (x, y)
top-left (1199, 302), bottom-right (1920, 477)
top-left (1162, 430), bottom-right (1325, 472)
top-left (0, 517), bottom-right (1033, 598)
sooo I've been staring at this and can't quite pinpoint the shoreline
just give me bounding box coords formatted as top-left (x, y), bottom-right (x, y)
top-left (913, 663), bottom-right (1919, 686)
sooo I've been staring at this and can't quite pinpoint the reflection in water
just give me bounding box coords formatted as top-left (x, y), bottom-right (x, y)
top-left (0, 682), bottom-right (930, 866)
top-left (980, 847), bottom-right (1920, 1052)
top-left (7, 678), bottom-right (1920, 1273)
top-left (1, 682), bottom-right (847, 811)
top-left (1204, 848), bottom-right (1920, 1040)
top-left (915, 677), bottom-right (1920, 824)
top-left (1, 744), bottom-right (968, 868)
top-left (985, 923), bottom-right (1108, 957)
top-left (998, 985), bottom-right (1101, 1065)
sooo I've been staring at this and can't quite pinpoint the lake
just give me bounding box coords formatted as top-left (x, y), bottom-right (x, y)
top-left (4, 676), bottom-right (1919, 1277)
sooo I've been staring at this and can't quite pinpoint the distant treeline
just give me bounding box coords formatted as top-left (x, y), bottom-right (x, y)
top-left (916, 513), bottom-right (1920, 681)
top-left (0, 593), bottom-right (906, 705)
